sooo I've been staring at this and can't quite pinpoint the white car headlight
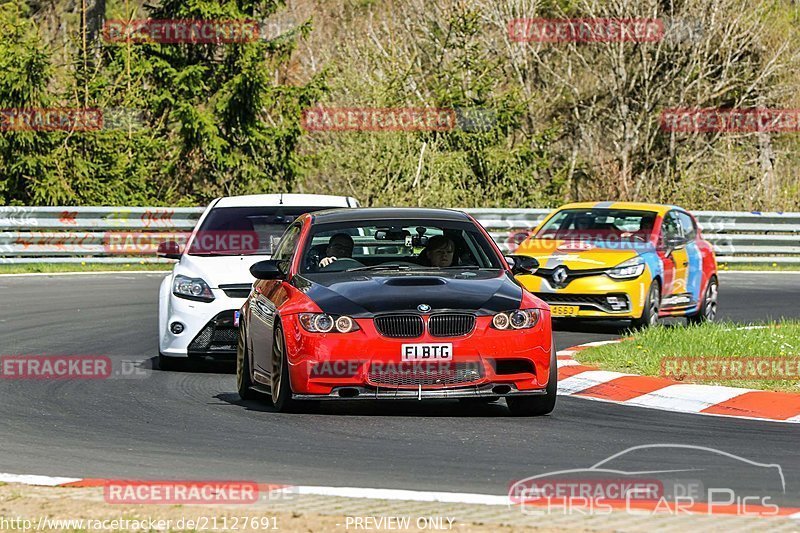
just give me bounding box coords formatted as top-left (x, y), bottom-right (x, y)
top-left (172, 275), bottom-right (215, 302)
top-left (607, 257), bottom-right (646, 280)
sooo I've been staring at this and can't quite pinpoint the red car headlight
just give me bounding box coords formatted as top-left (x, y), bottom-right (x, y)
top-left (298, 313), bottom-right (361, 333)
top-left (491, 309), bottom-right (540, 330)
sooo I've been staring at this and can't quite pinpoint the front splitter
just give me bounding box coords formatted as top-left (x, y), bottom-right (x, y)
top-left (294, 383), bottom-right (547, 400)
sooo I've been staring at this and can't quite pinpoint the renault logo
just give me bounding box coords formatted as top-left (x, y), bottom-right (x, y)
top-left (417, 304), bottom-right (432, 313)
top-left (552, 266), bottom-right (568, 285)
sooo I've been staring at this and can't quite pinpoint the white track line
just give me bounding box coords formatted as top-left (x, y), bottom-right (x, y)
top-left (570, 340), bottom-right (623, 348)
top-left (296, 486), bottom-right (508, 506)
top-left (0, 473), bottom-right (509, 506)
top-left (0, 473), bottom-right (81, 486)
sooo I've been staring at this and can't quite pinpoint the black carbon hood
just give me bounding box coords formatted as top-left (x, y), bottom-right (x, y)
top-left (292, 270), bottom-right (523, 316)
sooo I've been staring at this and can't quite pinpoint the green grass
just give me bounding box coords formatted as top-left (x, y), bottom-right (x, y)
top-left (0, 263), bottom-right (171, 274)
top-left (577, 321), bottom-right (800, 392)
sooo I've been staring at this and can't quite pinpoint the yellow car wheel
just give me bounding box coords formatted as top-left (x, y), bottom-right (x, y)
top-left (632, 280), bottom-right (661, 329)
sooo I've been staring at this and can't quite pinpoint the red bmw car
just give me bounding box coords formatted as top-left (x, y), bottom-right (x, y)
top-left (236, 208), bottom-right (556, 416)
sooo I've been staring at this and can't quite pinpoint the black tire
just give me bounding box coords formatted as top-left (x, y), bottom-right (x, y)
top-left (506, 343), bottom-right (557, 417)
top-left (631, 280), bottom-right (661, 329)
top-left (687, 276), bottom-right (719, 325)
top-left (271, 324), bottom-right (301, 413)
top-left (158, 353), bottom-right (181, 371)
top-left (236, 321), bottom-right (258, 401)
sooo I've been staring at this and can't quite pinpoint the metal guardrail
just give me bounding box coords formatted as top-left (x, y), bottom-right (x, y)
top-left (1, 206), bottom-right (799, 264)
top-left (0, 207), bottom-right (200, 264)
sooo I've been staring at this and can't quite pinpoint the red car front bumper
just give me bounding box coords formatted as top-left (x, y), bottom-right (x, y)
top-left (280, 312), bottom-right (553, 399)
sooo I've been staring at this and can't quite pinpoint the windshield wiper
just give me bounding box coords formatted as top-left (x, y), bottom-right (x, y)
top-left (346, 264), bottom-right (415, 272)
top-left (439, 265), bottom-right (483, 270)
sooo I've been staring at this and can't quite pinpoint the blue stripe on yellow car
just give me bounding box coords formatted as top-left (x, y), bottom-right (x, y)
top-left (685, 241), bottom-right (703, 304)
top-left (641, 251), bottom-right (662, 286)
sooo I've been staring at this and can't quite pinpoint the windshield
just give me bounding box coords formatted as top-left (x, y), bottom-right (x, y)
top-left (536, 208), bottom-right (657, 242)
top-left (188, 206), bottom-right (326, 256)
top-left (299, 219), bottom-right (503, 273)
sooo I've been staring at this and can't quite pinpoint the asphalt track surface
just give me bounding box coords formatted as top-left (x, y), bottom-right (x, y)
top-left (0, 272), bottom-right (798, 503)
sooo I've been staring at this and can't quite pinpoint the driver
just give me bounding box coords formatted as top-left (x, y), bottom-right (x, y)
top-left (574, 215), bottom-right (593, 230)
top-left (318, 233), bottom-right (354, 268)
top-left (639, 216), bottom-right (655, 233)
top-left (421, 235), bottom-right (455, 268)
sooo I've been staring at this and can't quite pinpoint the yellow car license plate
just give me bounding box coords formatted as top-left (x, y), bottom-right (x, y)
top-left (551, 305), bottom-right (580, 317)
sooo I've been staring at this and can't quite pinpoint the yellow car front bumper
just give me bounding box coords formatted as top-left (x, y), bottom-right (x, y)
top-left (517, 272), bottom-right (650, 319)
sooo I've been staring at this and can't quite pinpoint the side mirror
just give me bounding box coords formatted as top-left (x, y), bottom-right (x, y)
top-left (157, 241), bottom-right (181, 260)
top-left (250, 260), bottom-right (285, 280)
top-left (506, 255), bottom-right (539, 275)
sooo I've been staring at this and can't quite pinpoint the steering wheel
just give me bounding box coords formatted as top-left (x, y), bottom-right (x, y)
top-left (621, 231), bottom-right (648, 243)
top-left (317, 257), bottom-right (365, 272)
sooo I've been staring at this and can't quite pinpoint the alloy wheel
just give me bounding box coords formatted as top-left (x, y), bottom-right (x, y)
top-left (271, 331), bottom-right (284, 404)
top-left (704, 280), bottom-right (719, 321)
top-left (649, 285), bottom-right (661, 326)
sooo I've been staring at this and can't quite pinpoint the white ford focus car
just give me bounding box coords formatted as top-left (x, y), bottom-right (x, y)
top-left (157, 194), bottom-right (359, 369)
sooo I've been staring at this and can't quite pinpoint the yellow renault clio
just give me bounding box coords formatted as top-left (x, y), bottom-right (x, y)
top-left (514, 202), bottom-right (719, 327)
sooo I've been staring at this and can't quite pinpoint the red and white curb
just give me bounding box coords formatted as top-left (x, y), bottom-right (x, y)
top-left (557, 340), bottom-right (800, 424)
top-left (3, 473), bottom-right (800, 519)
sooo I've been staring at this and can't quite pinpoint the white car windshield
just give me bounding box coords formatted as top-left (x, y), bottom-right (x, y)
top-left (188, 206), bottom-right (322, 256)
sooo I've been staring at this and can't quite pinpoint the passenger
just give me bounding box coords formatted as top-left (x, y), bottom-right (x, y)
top-left (421, 235), bottom-right (456, 268)
top-left (318, 233), bottom-right (354, 268)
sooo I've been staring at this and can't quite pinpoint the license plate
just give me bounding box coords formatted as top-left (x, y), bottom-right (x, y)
top-left (401, 343), bottom-right (453, 361)
top-left (551, 305), bottom-right (580, 317)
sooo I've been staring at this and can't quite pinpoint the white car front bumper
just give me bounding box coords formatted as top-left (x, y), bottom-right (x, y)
top-left (158, 275), bottom-right (249, 359)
